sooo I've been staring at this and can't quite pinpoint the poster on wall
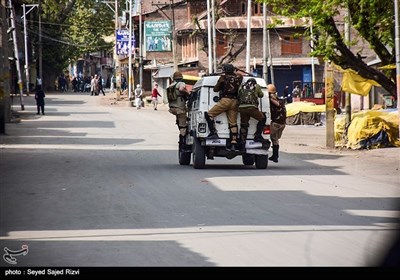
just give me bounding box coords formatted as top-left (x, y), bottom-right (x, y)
top-left (116, 29), bottom-right (135, 56)
top-left (145, 21), bottom-right (172, 52)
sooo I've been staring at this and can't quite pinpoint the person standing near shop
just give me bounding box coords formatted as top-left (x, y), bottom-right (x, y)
top-left (134, 85), bottom-right (143, 109)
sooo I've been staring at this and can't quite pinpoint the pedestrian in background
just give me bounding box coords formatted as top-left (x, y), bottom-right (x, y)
top-left (151, 83), bottom-right (162, 110)
top-left (35, 84), bottom-right (45, 115)
top-left (135, 84), bottom-right (143, 109)
top-left (98, 75), bottom-right (105, 96)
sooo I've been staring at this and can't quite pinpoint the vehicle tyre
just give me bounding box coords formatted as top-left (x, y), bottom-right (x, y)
top-left (255, 154), bottom-right (268, 169)
top-left (193, 138), bottom-right (206, 169)
top-left (179, 149), bottom-right (191, 165)
top-left (242, 154), bottom-right (255, 166)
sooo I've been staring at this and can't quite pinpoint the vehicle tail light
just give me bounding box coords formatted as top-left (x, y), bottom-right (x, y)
top-left (263, 125), bottom-right (270, 135)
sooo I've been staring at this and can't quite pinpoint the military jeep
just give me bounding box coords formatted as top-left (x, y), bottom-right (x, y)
top-left (179, 75), bottom-right (272, 169)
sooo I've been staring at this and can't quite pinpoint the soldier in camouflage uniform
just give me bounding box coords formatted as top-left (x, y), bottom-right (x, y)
top-left (168, 71), bottom-right (190, 149)
top-left (205, 64), bottom-right (243, 149)
top-left (237, 78), bottom-right (266, 149)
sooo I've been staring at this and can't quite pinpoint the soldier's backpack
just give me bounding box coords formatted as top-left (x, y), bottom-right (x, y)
top-left (166, 82), bottom-right (178, 102)
top-left (222, 74), bottom-right (242, 95)
top-left (238, 86), bottom-right (259, 106)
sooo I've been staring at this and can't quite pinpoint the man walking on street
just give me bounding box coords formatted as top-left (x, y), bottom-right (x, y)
top-left (151, 83), bottom-right (162, 110)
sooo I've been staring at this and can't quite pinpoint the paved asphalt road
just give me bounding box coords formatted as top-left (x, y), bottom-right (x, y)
top-left (0, 91), bottom-right (399, 269)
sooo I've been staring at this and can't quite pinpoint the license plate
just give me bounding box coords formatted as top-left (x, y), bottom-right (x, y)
top-left (205, 139), bottom-right (226, 146)
top-left (245, 140), bottom-right (262, 148)
top-left (246, 149), bottom-right (268, 155)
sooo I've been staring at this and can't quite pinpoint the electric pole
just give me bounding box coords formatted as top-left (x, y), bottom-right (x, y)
top-left (8, 0), bottom-right (24, 110)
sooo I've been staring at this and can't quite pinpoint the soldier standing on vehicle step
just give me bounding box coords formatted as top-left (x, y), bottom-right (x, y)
top-left (237, 78), bottom-right (266, 150)
top-left (167, 71), bottom-right (190, 149)
top-left (205, 63), bottom-right (243, 150)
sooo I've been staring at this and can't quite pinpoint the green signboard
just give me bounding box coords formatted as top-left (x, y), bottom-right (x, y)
top-left (145, 20), bottom-right (172, 52)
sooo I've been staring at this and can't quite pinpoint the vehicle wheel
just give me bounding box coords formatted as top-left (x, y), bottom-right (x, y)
top-left (255, 154), bottom-right (268, 169)
top-left (179, 149), bottom-right (191, 165)
top-left (242, 154), bottom-right (255, 166)
top-left (192, 138), bottom-right (206, 169)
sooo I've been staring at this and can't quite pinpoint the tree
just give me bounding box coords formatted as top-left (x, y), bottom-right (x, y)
top-left (264, 0), bottom-right (396, 99)
top-left (191, 3), bottom-right (247, 69)
top-left (26, 0), bottom-right (114, 85)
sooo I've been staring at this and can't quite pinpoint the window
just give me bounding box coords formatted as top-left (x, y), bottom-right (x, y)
top-left (253, 3), bottom-right (263, 15)
top-left (281, 36), bottom-right (302, 55)
top-left (182, 36), bottom-right (198, 60)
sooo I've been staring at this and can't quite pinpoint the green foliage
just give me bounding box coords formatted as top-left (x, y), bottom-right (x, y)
top-left (25, 0), bottom-right (114, 79)
top-left (262, 0), bottom-right (396, 96)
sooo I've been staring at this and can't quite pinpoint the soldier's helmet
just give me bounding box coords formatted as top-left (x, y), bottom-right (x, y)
top-left (222, 63), bottom-right (235, 73)
top-left (247, 78), bottom-right (257, 86)
top-left (172, 71), bottom-right (183, 80)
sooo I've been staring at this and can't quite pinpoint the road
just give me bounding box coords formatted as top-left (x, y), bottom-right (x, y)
top-left (0, 91), bottom-right (399, 268)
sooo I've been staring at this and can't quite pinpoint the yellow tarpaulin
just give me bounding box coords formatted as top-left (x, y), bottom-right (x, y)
top-left (285, 101), bottom-right (326, 117)
top-left (341, 70), bottom-right (381, 96)
top-left (335, 109), bottom-right (400, 149)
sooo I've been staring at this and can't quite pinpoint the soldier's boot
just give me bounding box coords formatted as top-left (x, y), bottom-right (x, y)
top-left (226, 125), bottom-right (238, 151)
top-left (205, 112), bottom-right (219, 139)
top-left (238, 125), bottom-right (249, 151)
top-left (254, 117), bottom-right (266, 142)
top-left (269, 145), bottom-right (279, 163)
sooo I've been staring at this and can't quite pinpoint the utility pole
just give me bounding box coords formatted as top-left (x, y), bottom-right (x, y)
top-left (22, 4), bottom-right (38, 95)
top-left (115, 0), bottom-right (121, 96)
top-left (170, 0), bottom-right (178, 71)
top-left (262, 3), bottom-right (268, 83)
top-left (344, 9), bottom-right (352, 132)
top-left (268, 29), bottom-right (274, 84)
top-left (206, 0), bottom-right (213, 73)
top-left (8, 0), bottom-right (24, 110)
top-left (211, 0), bottom-right (217, 72)
top-left (395, 0), bottom-right (400, 139)
top-left (245, 0), bottom-right (251, 73)
top-left (325, 60), bottom-right (335, 148)
top-left (310, 19), bottom-right (316, 95)
top-left (138, 0), bottom-right (143, 88)
top-left (128, 0), bottom-right (133, 100)
top-left (98, 1), bottom-right (120, 96)
top-left (38, 0), bottom-right (42, 85)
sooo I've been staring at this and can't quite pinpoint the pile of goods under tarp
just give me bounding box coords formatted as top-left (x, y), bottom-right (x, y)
top-left (285, 101), bottom-right (326, 125)
top-left (334, 109), bottom-right (400, 149)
